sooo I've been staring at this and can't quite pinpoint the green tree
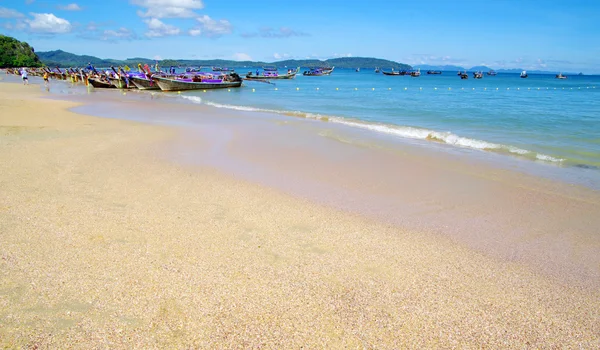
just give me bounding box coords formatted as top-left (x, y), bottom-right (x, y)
top-left (0, 35), bottom-right (43, 68)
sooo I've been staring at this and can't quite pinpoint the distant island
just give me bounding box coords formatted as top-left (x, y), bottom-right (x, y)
top-left (414, 64), bottom-right (581, 75)
top-left (36, 50), bottom-right (413, 70)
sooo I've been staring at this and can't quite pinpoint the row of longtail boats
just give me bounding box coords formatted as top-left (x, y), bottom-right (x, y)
top-left (5, 65), bottom-right (316, 91)
top-left (6, 64), bottom-right (245, 91)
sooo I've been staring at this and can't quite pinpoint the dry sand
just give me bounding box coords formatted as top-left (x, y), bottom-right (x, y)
top-left (1, 82), bottom-right (599, 348)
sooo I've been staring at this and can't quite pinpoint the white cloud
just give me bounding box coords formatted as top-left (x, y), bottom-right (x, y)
top-left (26, 13), bottom-right (72, 33)
top-left (102, 27), bottom-right (136, 41)
top-left (86, 22), bottom-right (98, 31)
top-left (0, 7), bottom-right (24, 18)
top-left (144, 18), bottom-right (180, 37)
top-left (58, 3), bottom-right (82, 11)
top-left (273, 53), bottom-right (291, 60)
top-left (132, 0), bottom-right (204, 18)
top-left (188, 28), bottom-right (201, 36)
top-left (534, 58), bottom-right (547, 68)
top-left (195, 15), bottom-right (232, 37)
top-left (242, 26), bottom-right (308, 38)
top-left (232, 53), bottom-right (252, 61)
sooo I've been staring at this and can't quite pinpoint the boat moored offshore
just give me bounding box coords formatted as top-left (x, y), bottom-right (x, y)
top-left (303, 67), bottom-right (335, 76)
top-left (556, 72), bottom-right (567, 79)
top-left (246, 67), bottom-right (299, 80)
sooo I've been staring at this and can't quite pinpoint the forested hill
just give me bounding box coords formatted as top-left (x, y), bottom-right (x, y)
top-left (36, 50), bottom-right (123, 68)
top-left (0, 35), bottom-right (43, 68)
top-left (36, 50), bottom-right (412, 70)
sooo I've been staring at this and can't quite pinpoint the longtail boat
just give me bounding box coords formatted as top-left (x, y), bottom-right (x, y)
top-left (382, 69), bottom-right (403, 76)
top-left (245, 67), bottom-right (299, 80)
top-left (107, 67), bottom-right (140, 89)
top-left (108, 76), bottom-right (135, 89)
top-left (88, 77), bottom-right (116, 88)
top-left (129, 75), bottom-right (159, 90)
top-left (303, 67), bottom-right (334, 76)
top-left (153, 72), bottom-right (243, 91)
top-left (129, 64), bottom-right (162, 90)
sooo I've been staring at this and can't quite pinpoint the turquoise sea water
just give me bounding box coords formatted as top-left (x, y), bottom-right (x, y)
top-left (3, 68), bottom-right (599, 172)
top-left (177, 68), bottom-right (600, 168)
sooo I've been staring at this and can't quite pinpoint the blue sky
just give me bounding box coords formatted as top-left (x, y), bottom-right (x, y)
top-left (1, 0), bottom-right (599, 72)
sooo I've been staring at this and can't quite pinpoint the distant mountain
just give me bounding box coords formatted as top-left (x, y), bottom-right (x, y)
top-left (411, 64), bottom-right (581, 75)
top-left (0, 35), bottom-right (43, 68)
top-left (326, 57), bottom-right (411, 70)
top-left (414, 64), bottom-right (466, 71)
top-left (469, 65), bottom-right (492, 72)
top-left (37, 50), bottom-right (124, 67)
top-left (495, 68), bottom-right (568, 75)
top-left (36, 50), bottom-right (411, 70)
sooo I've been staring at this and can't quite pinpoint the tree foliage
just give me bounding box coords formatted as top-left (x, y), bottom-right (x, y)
top-left (0, 35), bottom-right (43, 68)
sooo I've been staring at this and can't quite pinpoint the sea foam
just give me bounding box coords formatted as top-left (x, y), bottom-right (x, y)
top-left (183, 97), bottom-right (564, 164)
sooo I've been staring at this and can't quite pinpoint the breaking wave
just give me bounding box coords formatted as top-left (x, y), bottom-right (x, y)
top-left (183, 97), bottom-right (565, 164)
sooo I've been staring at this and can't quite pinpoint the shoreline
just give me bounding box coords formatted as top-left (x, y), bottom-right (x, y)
top-left (1, 80), bottom-right (600, 347)
top-left (5, 77), bottom-right (600, 284)
top-left (4, 72), bottom-right (600, 180)
top-left (6, 77), bottom-right (600, 286)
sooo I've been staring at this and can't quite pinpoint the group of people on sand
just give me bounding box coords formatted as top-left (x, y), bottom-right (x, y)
top-left (16, 68), bottom-right (50, 87)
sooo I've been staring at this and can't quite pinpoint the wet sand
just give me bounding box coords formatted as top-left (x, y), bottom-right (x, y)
top-left (1, 80), bottom-right (599, 348)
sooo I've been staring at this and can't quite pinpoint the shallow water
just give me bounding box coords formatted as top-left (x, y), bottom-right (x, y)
top-left (189, 69), bottom-right (600, 169)
top-left (4, 71), bottom-right (599, 189)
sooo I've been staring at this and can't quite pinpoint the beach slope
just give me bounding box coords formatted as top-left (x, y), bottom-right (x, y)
top-left (0, 83), bottom-right (599, 348)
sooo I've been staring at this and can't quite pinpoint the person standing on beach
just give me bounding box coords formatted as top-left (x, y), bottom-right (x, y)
top-left (43, 72), bottom-right (49, 87)
top-left (21, 68), bottom-right (29, 85)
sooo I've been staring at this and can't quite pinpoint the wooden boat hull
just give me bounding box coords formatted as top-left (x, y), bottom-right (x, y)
top-left (246, 68), bottom-right (299, 80)
top-left (304, 67), bottom-right (334, 76)
top-left (108, 77), bottom-right (137, 89)
top-left (130, 76), bottom-right (160, 90)
top-left (153, 76), bottom-right (243, 91)
top-left (245, 72), bottom-right (297, 80)
top-left (88, 78), bottom-right (116, 88)
top-left (382, 71), bottom-right (402, 76)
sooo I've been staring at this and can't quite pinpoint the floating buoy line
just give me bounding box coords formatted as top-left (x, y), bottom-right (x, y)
top-left (207, 86), bottom-right (596, 92)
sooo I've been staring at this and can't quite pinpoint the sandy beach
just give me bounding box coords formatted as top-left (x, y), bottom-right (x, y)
top-left (1, 80), bottom-right (599, 348)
